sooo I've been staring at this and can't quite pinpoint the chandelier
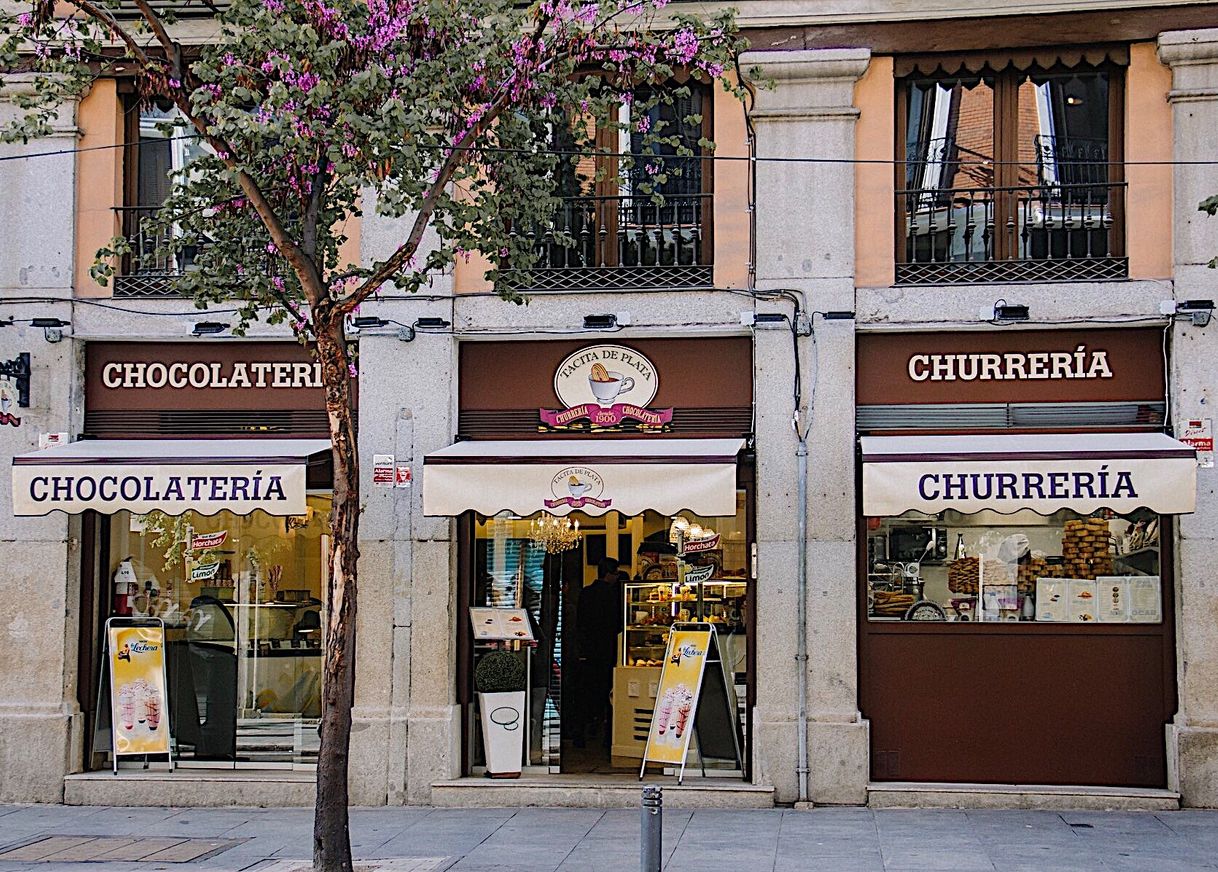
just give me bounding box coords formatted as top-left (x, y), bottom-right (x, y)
top-left (529, 513), bottom-right (581, 553)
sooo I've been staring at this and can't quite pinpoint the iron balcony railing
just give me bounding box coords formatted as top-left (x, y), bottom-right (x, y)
top-left (503, 192), bottom-right (713, 292)
top-left (112, 206), bottom-right (197, 297)
top-left (896, 180), bottom-right (1128, 285)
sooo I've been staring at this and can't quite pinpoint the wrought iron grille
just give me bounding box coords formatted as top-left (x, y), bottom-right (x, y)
top-left (112, 206), bottom-right (193, 297)
top-left (896, 180), bottom-right (1128, 285)
top-left (502, 193), bottom-right (712, 292)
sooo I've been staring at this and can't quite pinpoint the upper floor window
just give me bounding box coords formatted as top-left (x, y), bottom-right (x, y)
top-left (508, 80), bottom-right (713, 292)
top-left (116, 104), bottom-right (209, 297)
top-left (896, 50), bottom-right (1127, 285)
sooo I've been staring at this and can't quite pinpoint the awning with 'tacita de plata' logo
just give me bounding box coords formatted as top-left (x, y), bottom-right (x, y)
top-left (11, 438), bottom-right (331, 517)
top-left (423, 438), bottom-right (745, 518)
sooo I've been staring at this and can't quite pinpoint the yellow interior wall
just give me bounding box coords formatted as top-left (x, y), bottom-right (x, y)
top-left (75, 79), bottom-right (123, 298)
top-left (1126, 42), bottom-right (1173, 280)
top-left (854, 56), bottom-right (896, 289)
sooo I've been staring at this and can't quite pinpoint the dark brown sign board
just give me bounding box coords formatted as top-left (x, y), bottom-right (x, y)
top-left (856, 328), bottom-right (1165, 406)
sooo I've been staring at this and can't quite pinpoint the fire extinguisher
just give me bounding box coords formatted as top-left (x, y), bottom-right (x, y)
top-left (112, 558), bottom-right (136, 617)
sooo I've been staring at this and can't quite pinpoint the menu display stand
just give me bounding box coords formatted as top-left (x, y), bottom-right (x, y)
top-left (639, 622), bottom-right (742, 783)
top-left (96, 617), bottom-right (174, 774)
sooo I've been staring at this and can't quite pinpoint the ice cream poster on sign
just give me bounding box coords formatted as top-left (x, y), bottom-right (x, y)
top-left (540, 344), bottom-right (673, 431)
top-left (641, 627), bottom-right (712, 769)
top-left (107, 623), bottom-right (170, 756)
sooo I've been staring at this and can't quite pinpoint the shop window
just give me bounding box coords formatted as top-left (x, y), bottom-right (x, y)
top-left (503, 81), bottom-right (713, 293)
top-left (865, 508), bottom-right (1162, 624)
top-left (102, 496), bottom-right (332, 767)
top-left (468, 495), bottom-right (749, 775)
top-left (897, 55), bottom-right (1126, 284)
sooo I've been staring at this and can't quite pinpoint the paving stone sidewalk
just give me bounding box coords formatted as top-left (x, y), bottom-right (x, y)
top-left (2, 804), bottom-right (1218, 872)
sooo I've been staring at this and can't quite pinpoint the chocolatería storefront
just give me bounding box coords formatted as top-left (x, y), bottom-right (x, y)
top-left (11, 341), bottom-right (340, 771)
top-left (856, 328), bottom-right (1197, 787)
top-left (423, 338), bottom-right (755, 778)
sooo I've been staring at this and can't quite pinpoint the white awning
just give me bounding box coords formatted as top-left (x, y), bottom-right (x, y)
top-left (423, 438), bottom-right (744, 518)
top-left (861, 432), bottom-right (1197, 516)
top-left (12, 439), bottom-right (331, 517)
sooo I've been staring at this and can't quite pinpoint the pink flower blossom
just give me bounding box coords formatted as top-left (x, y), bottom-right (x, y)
top-left (672, 28), bottom-right (699, 64)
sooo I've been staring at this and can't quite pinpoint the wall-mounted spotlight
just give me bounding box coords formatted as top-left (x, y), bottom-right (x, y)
top-left (351, 316), bottom-right (389, 329)
top-left (414, 317), bottom-right (451, 331)
top-left (28, 317), bottom-right (68, 343)
top-left (582, 313), bottom-right (617, 330)
top-left (192, 321), bottom-right (229, 337)
top-left (349, 315), bottom-right (420, 341)
top-left (1177, 299), bottom-right (1214, 327)
top-left (992, 301), bottom-right (1030, 322)
top-left (741, 312), bottom-right (789, 330)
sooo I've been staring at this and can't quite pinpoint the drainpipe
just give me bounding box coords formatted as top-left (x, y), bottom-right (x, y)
top-left (795, 419), bottom-right (810, 804)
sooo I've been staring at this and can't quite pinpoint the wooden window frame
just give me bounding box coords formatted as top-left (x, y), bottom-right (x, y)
top-left (589, 78), bottom-right (715, 269)
top-left (894, 52), bottom-right (1126, 276)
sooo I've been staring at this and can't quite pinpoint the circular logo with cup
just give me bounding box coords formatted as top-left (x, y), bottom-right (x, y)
top-left (541, 344), bottom-right (671, 430)
top-left (546, 466), bottom-right (610, 510)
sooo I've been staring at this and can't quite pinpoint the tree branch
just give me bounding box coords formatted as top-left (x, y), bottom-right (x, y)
top-left (130, 0), bottom-right (182, 79)
top-left (66, 0), bottom-right (157, 71)
top-left (301, 158), bottom-right (327, 261)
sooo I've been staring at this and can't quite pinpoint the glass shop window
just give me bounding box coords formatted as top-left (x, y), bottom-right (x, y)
top-left (105, 496), bottom-right (332, 766)
top-left (470, 494), bottom-right (750, 773)
top-left (865, 508), bottom-right (1162, 624)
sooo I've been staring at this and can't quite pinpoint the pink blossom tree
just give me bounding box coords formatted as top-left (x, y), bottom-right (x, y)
top-left (2, 1), bottom-right (743, 869)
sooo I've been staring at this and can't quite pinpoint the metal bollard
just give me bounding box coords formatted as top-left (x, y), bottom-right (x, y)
top-left (640, 785), bottom-right (662, 872)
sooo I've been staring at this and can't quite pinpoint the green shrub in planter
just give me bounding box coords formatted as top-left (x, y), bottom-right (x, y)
top-left (475, 650), bottom-right (526, 693)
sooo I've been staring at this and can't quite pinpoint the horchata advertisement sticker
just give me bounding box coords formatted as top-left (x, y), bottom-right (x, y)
top-left (107, 622), bottom-right (170, 756)
top-left (640, 626), bottom-right (712, 774)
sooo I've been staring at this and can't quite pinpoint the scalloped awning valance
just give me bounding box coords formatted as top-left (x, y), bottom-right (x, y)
top-left (861, 432), bottom-right (1196, 517)
top-left (894, 45), bottom-right (1129, 78)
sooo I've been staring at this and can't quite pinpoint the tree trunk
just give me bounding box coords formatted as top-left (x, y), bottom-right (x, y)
top-left (313, 314), bottom-right (360, 872)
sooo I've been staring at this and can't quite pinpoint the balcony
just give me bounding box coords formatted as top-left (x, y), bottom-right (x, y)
top-left (112, 206), bottom-right (194, 298)
top-left (501, 193), bottom-right (713, 292)
top-left (897, 135), bottom-right (1127, 285)
top-left (897, 180), bottom-right (1127, 284)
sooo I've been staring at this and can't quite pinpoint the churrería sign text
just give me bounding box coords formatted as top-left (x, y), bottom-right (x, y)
top-left (917, 466), bottom-right (1137, 502)
top-left (908, 346), bottom-right (1113, 382)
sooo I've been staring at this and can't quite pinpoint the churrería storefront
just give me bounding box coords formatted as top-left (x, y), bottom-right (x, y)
top-left (856, 328), bottom-right (1197, 787)
top-left (12, 341), bottom-right (340, 771)
top-left (423, 338), bottom-right (755, 778)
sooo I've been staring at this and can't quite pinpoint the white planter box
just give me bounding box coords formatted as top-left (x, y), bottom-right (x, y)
top-left (478, 690), bottom-right (526, 778)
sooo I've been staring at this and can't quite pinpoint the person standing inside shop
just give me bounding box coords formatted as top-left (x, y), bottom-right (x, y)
top-left (577, 557), bottom-right (623, 749)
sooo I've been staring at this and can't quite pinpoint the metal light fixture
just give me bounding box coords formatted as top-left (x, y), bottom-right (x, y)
top-left (1177, 299), bottom-right (1214, 327)
top-left (0, 353), bottom-right (31, 407)
top-left (583, 313), bottom-right (617, 330)
top-left (414, 317), bottom-right (451, 331)
top-left (529, 513), bottom-right (581, 553)
top-left (192, 321), bottom-right (229, 337)
top-left (993, 301), bottom-right (1030, 322)
top-left (350, 315), bottom-right (415, 341)
top-left (29, 317), bottom-right (68, 343)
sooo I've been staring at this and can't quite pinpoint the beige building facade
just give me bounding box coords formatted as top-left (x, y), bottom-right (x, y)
top-left (2, 0), bottom-right (1218, 809)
